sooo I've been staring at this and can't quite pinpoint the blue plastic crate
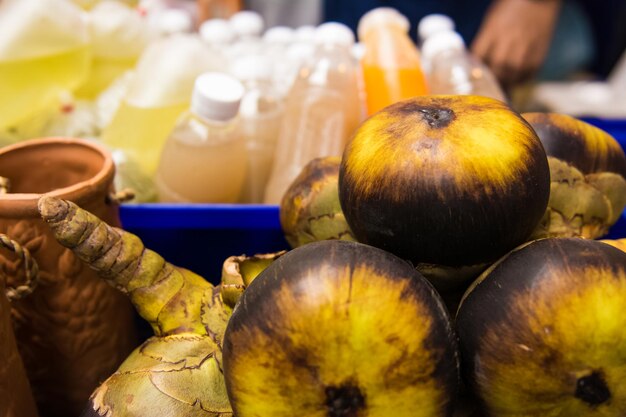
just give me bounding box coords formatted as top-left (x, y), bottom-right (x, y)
top-left (583, 117), bottom-right (626, 146)
top-left (120, 203), bottom-right (288, 285)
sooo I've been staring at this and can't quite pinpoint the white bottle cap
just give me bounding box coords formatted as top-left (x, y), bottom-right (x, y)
top-left (421, 30), bottom-right (465, 61)
top-left (286, 42), bottom-right (315, 62)
top-left (200, 18), bottom-right (236, 45)
top-left (295, 25), bottom-right (316, 43)
top-left (153, 8), bottom-right (192, 36)
top-left (230, 55), bottom-right (273, 82)
top-left (191, 72), bottom-right (245, 122)
top-left (263, 26), bottom-right (294, 44)
top-left (314, 22), bottom-right (355, 47)
top-left (417, 14), bottom-right (455, 43)
top-left (357, 7), bottom-right (410, 39)
top-left (230, 10), bottom-right (264, 38)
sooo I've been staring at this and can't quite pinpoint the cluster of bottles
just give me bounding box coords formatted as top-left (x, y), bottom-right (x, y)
top-left (0, 1), bottom-right (506, 205)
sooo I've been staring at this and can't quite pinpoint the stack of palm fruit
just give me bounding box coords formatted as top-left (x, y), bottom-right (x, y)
top-left (30, 95), bottom-right (626, 417)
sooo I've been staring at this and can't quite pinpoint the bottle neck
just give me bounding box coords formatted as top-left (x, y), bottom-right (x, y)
top-left (315, 42), bottom-right (353, 56)
top-left (190, 110), bottom-right (239, 127)
top-left (361, 23), bottom-right (408, 44)
top-left (430, 47), bottom-right (465, 63)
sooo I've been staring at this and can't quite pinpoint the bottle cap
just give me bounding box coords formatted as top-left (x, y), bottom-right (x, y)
top-left (417, 14), bottom-right (455, 43)
top-left (200, 18), bottom-right (235, 44)
top-left (152, 8), bottom-right (192, 36)
top-left (229, 10), bottom-right (264, 38)
top-left (357, 7), bottom-right (410, 39)
top-left (263, 26), bottom-right (294, 44)
top-left (295, 25), bottom-right (316, 43)
top-left (286, 42), bottom-right (315, 62)
top-left (421, 30), bottom-right (465, 61)
top-left (191, 72), bottom-right (245, 122)
top-left (314, 22), bottom-right (355, 47)
top-left (230, 54), bottom-right (273, 82)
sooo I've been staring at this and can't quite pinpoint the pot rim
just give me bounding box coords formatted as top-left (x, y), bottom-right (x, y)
top-left (0, 137), bottom-right (115, 215)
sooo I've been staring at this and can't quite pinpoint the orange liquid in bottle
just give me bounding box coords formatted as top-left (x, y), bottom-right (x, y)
top-left (362, 65), bottom-right (428, 115)
top-left (358, 8), bottom-right (429, 116)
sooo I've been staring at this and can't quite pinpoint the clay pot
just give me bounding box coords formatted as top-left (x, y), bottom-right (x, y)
top-left (0, 273), bottom-right (39, 417)
top-left (0, 138), bottom-right (137, 417)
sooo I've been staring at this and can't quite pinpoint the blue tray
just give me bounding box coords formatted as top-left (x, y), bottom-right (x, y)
top-left (120, 204), bottom-right (288, 284)
top-left (119, 118), bottom-right (626, 284)
top-left (583, 117), bottom-right (626, 146)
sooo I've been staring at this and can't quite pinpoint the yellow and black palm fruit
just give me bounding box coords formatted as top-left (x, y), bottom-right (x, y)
top-left (339, 96), bottom-right (550, 289)
top-left (523, 113), bottom-right (626, 239)
top-left (456, 237), bottom-right (626, 417)
top-left (222, 240), bottom-right (460, 417)
top-left (280, 156), bottom-right (354, 248)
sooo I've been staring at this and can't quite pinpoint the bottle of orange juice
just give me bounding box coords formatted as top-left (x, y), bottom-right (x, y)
top-left (358, 7), bottom-right (428, 115)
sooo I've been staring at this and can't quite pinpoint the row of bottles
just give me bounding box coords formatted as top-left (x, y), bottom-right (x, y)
top-left (152, 22), bottom-right (362, 205)
top-left (0, 1), bottom-right (507, 205)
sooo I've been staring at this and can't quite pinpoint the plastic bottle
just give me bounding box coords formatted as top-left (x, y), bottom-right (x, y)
top-left (263, 22), bottom-right (362, 205)
top-left (227, 10), bottom-right (265, 64)
top-left (231, 55), bottom-right (284, 203)
top-left (101, 35), bottom-right (225, 191)
top-left (417, 14), bottom-right (455, 46)
top-left (230, 10), bottom-right (264, 41)
top-left (417, 13), bottom-right (455, 74)
top-left (149, 8), bottom-right (193, 37)
top-left (262, 26), bottom-right (297, 98)
top-left (155, 72), bottom-right (247, 203)
top-left (294, 25), bottom-right (316, 44)
top-left (422, 31), bottom-right (506, 102)
top-left (199, 18), bottom-right (236, 56)
top-left (75, 1), bottom-right (151, 98)
top-left (0, 0), bottom-right (90, 130)
top-left (358, 7), bottom-right (429, 116)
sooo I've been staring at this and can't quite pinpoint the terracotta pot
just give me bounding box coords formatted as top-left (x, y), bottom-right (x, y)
top-left (0, 138), bottom-right (137, 417)
top-left (0, 275), bottom-right (39, 417)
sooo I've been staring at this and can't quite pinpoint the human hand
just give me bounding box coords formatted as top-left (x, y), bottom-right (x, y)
top-left (471, 0), bottom-right (562, 87)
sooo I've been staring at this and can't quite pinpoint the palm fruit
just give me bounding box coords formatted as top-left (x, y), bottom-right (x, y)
top-left (600, 238), bottom-right (626, 252)
top-left (523, 113), bottom-right (626, 239)
top-left (457, 237), bottom-right (626, 417)
top-left (223, 240), bottom-right (460, 417)
top-left (280, 156), bottom-right (355, 248)
top-left (339, 95), bottom-right (550, 289)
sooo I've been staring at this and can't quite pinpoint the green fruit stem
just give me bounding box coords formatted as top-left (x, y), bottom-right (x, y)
top-left (38, 196), bottom-right (212, 337)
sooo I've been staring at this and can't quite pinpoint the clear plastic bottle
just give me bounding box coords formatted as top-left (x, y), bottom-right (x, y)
top-left (230, 10), bottom-right (264, 41)
top-left (358, 7), bottom-right (429, 116)
top-left (263, 22), bottom-right (362, 205)
top-left (101, 34), bottom-right (224, 185)
top-left (148, 8), bottom-right (193, 37)
top-left (75, 1), bottom-right (151, 98)
top-left (422, 31), bottom-right (506, 102)
top-left (155, 72), bottom-right (247, 203)
top-left (262, 26), bottom-right (296, 97)
top-left (0, 0), bottom-right (90, 129)
top-left (227, 10), bottom-right (265, 64)
top-left (417, 14), bottom-right (455, 46)
top-left (199, 18), bottom-right (236, 60)
top-left (417, 13), bottom-right (455, 75)
top-left (231, 55), bottom-right (284, 203)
